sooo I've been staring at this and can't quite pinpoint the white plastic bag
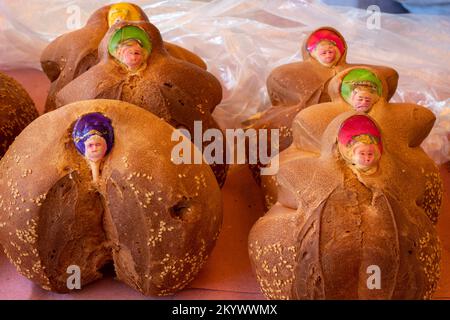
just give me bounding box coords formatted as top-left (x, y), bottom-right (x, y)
top-left (0, 0), bottom-right (449, 163)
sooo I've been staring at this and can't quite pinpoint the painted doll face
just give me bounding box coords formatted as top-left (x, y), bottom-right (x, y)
top-left (352, 143), bottom-right (379, 169)
top-left (312, 41), bottom-right (339, 67)
top-left (337, 115), bottom-right (383, 175)
top-left (116, 40), bottom-right (146, 70)
top-left (84, 135), bottom-right (108, 162)
top-left (351, 88), bottom-right (375, 113)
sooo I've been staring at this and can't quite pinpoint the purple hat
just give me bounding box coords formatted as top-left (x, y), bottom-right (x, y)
top-left (72, 112), bottom-right (114, 156)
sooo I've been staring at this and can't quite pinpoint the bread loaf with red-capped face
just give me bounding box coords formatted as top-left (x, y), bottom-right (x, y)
top-left (0, 99), bottom-right (222, 296)
top-left (0, 72), bottom-right (38, 158)
top-left (248, 67), bottom-right (442, 300)
top-left (249, 112), bottom-right (442, 300)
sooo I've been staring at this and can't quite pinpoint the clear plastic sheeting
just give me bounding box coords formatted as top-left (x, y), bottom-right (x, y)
top-left (0, 0), bottom-right (449, 163)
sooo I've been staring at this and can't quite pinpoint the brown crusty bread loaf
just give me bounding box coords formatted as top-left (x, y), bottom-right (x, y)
top-left (248, 67), bottom-right (442, 300)
top-left (0, 99), bottom-right (222, 296)
top-left (0, 72), bottom-right (38, 158)
top-left (41, 3), bottom-right (207, 113)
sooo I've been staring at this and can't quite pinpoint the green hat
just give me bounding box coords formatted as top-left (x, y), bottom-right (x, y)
top-left (108, 25), bottom-right (152, 57)
top-left (341, 69), bottom-right (382, 103)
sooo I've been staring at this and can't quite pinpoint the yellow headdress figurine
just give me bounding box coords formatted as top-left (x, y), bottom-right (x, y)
top-left (108, 3), bottom-right (143, 27)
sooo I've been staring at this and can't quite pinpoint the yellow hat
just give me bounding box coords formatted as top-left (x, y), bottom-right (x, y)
top-left (108, 3), bottom-right (143, 27)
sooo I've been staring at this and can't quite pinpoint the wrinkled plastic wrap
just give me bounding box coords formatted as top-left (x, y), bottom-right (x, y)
top-left (0, 0), bottom-right (449, 163)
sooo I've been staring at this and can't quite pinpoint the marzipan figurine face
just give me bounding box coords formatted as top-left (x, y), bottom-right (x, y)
top-left (73, 112), bottom-right (115, 182)
top-left (311, 40), bottom-right (340, 67)
top-left (352, 142), bottom-right (379, 169)
top-left (341, 68), bottom-right (382, 113)
top-left (109, 25), bottom-right (152, 72)
top-left (338, 114), bottom-right (382, 175)
top-left (84, 135), bottom-right (108, 163)
top-left (307, 29), bottom-right (345, 67)
top-left (350, 87), bottom-right (375, 112)
top-left (116, 39), bottom-right (148, 71)
top-left (108, 2), bottom-right (143, 27)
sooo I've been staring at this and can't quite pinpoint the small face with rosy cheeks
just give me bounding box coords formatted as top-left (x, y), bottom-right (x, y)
top-left (351, 88), bottom-right (376, 113)
top-left (116, 40), bottom-right (147, 70)
top-left (84, 135), bottom-right (107, 162)
top-left (311, 41), bottom-right (340, 67)
top-left (352, 143), bottom-right (380, 170)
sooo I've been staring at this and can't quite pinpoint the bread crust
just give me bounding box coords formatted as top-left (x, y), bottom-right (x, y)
top-left (0, 72), bottom-right (38, 158)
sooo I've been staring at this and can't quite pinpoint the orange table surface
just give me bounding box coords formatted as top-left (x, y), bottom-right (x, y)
top-left (0, 68), bottom-right (448, 300)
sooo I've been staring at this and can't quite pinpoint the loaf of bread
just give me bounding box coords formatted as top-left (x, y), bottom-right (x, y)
top-left (0, 99), bottom-right (222, 296)
top-left (53, 21), bottom-right (227, 187)
top-left (248, 66), bottom-right (442, 299)
top-left (0, 72), bottom-right (38, 158)
top-left (41, 2), bottom-right (207, 113)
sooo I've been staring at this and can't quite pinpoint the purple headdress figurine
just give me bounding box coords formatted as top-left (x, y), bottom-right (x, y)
top-left (72, 112), bottom-right (114, 182)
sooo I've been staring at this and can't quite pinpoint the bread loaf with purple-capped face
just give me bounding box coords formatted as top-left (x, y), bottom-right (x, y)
top-left (0, 99), bottom-right (222, 296)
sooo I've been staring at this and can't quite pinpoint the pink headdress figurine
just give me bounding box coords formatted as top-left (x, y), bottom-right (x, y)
top-left (337, 114), bottom-right (382, 175)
